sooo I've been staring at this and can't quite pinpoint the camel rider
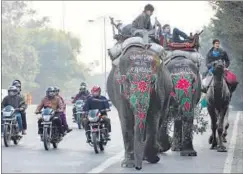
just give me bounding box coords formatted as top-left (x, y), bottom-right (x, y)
top-left (159, 24), bottom-right (193, 49)
top-left (12, 80), bottom-right (28, 135)
top-left (82, 86), bottom-right (111, 143)
top-left (131, 4), bottom-right (154, 36)
top-left (204, 39), bottom-right (238, 93)
top-left (72, 82), bottom-right (90, 121)
top-left (54, 87), bottom-right (72, 133)
top-left (35, 87), bottom-right (65, 138)
top-left (1, 86), bottom-right (26, 135)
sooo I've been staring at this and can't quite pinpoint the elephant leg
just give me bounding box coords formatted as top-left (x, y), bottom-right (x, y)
top-left (144, 111), bottom-right (160, 164)
top-left (157, 100), bottom-right (172, 153)
top-left (171, 119), bottom-right (182, 151)
top-left (180, 114), bottom-right (197, 156)
top-left (118, 102), bottom-right (135, 168)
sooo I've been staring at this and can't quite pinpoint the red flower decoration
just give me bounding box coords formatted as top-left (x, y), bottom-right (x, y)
top-left (138, 112), bottom-right (146, 119)
top-left (175, 76), bottom-right (191, 95)
top-left (184, 101), bottom-right (191, 111)
top-left (137, 81), bottom-right (148, 93)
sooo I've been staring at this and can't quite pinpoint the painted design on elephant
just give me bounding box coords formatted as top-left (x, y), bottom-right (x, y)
top-left (170, 73), bottom-right (195, 114)
top-left (114, 52), bottom-right (159, 129)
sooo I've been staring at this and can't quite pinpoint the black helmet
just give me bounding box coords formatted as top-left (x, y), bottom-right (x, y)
top-left (46, 87), bottom-right (55, 98)
top-left (144, 4), bottom-right (154, 12)
top-left (53, 86), bottom-right (60, 95)
top-left (8, 86), bottom-right (18, 96)
top-left (80, 82), bottom-right (87, 87)
top-left (12, 81), bottom-right (21, 93)
top-left (80, 82), bottom-right (87, 92)
top-left (12, 80), bottom-right (21, 85)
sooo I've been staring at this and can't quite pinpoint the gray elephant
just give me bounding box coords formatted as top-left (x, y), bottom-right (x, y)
top-left (158, 51), bottom-right (202, 156)
top-left (107, 44), bottom-right (172, 170)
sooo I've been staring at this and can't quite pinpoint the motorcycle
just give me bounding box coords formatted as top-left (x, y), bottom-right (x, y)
top-left (38, 108), bottom-right (63, 151)
top-left (74, 100), bottom-right (85, 129)
top-left (2, 105), bottom-right (22, 147)
top-left (87, 109), bottom-right (111, 154)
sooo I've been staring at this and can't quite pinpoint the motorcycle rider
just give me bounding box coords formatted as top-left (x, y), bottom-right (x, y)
top-left (1, 86), bottom-right (26, 136)
top-left (35, 87), bottom-right (65, 138)
top-left (12, 80), bottom-right (28, 135)
top-left (53, 87), bottom-right (72, 133)
top-left (72, 82), bottom-right (90, 122)
top-left (82, 86), bottom-right (111, 143)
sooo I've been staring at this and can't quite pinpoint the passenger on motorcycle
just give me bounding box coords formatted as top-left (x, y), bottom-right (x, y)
top-left (12, 80), bottom-right (27, 135)
top-left (54, 87), bottom-right (72, 133)
top-left (35, 87), bottom-right (65, 138)
top-left (204, 39), bottom-right (238, 94)
top-left (82, 86), bottom-right (111, 143)
top-left (1, 86), bottom-right (26, 135)
top-left (72, 82), bottom-right (90, 121)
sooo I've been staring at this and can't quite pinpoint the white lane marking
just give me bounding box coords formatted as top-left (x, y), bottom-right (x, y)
top-left (223, 111), bottom-right (241, 173)
top-left (87, 150), bottom-right (124, 173)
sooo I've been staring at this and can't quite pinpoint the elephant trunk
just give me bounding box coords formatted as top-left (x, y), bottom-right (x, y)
top-left (128, 74), bottom-right (155, 169)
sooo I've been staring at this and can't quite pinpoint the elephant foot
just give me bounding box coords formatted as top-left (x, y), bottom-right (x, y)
top-left (208, 135), bottom-right (213, 144)
top-left (158, 134), bottom-right (172, 153)
top-left (180, 149), bottom-right (197, 157)
top-left (217, 145), bottom-right (227, 152)
top-left (171, 145), bottom-right (181, 152)
top-left (121, 158), bottom-right (134, 168)
top-left (146, 155), bottom-right (160, 164)
top-left (135, 167), bottom-right (142, 170)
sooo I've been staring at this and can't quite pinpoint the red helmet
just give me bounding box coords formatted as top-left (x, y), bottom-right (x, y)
top-left (91, 85), bottom-right (101, 95)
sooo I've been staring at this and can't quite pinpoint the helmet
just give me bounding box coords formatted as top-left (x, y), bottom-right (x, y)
top-left (144, 4), bottom-right (154, 12)
top-left (46, 87), bottom-right (55, 98)
top-left (91, 85), bottom-right (101, 97)
top-left (80, 82), bottom-right (87, 92)
top-left (53, 86), bottom-right (60, 95)
top-left (12, 80), bottom-right (21, 85)
top-left (12, 82), bottom-right (21, 93)
top-left (8, 86), bottom-right (18, 96)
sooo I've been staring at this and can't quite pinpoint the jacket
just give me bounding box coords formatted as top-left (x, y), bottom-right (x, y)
top-left (35, 96), bottom-right (64, 113)
top-left (1, 95), bottom-right (26, 110)
top-left (57, 95), bottom-right (66, 112)
top-left (206, 47), bottom-right (230, 69)
top-left (83, 96), bottom-right (110, 112)
top-left (132, 12), bottom-right (152, 31)
top-left (72, 91), bottom-right (90, 103)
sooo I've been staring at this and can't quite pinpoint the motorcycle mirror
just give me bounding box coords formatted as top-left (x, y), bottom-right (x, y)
top-left (71, 97), bottom-right (74, 99)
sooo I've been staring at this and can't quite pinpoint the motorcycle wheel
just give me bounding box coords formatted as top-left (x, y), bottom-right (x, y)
top-left (92, 132), bottom-right (99, 154)
top-left (43, 128), bottom-right (51, 151)
top-left (99, 142), bottom-right (104, 151)
top-left (3, 125), bottom-right (11, 147)
top-left (77, 114), bottom-right (81, 129)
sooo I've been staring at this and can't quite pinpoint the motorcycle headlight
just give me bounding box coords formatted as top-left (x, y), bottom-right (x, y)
top-left (43, 115), bottom-right (51, 122)
top-left (2, 111), bottom-right (13, 117)
top-left (88, 115), bottom-right (99, 122)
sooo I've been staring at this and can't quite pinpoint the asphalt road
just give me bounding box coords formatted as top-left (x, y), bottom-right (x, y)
top-left (2, 105), bottom-right (243, 173)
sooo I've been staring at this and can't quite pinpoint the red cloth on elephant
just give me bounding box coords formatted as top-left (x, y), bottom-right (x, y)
top-left (224, 69), bottom-right (238, 85)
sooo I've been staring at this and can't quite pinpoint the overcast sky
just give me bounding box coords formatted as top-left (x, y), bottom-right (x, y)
top-left (29, 1), bottom-right (215, 74)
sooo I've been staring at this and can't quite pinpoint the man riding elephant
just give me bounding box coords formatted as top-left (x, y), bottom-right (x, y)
top-left (107, 17), bottom-right (172, 169)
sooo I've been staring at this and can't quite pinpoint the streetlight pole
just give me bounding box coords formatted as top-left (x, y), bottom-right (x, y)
top-left (88, 16), bottom-right (107, 97)
top-left (103, 17), bottom-right (107, 97)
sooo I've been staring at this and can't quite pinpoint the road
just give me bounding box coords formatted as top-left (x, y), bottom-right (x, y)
top-left (2, 105), bottom-right (243, 173)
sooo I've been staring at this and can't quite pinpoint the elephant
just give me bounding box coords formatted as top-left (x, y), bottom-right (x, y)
top-left (107, 45), bottom-right (172, 170)
top-left (158, 54), bottom-right (202, 156)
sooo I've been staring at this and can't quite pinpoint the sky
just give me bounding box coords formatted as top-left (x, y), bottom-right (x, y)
top-left (28, 1), bottom-right (215, 74)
